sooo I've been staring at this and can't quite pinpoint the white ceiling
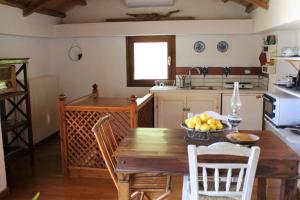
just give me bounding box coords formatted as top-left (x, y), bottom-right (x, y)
top-left (63, 0), bottom-right (251, 24)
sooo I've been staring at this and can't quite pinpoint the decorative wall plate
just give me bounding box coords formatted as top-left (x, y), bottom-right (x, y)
top-left (217, 41), bottom-right (229, 53)
top-left (194, 41), bottom-right (205, 53)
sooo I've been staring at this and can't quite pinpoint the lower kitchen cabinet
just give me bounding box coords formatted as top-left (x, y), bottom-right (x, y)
top-left (156, 94), bottom-right (186, 128)
top-left (222, 93), bottom-right (263, 130)
top-left (187, 94), bottom-right (221, 114)
top-left (155, 93), bottom-right (221, 128)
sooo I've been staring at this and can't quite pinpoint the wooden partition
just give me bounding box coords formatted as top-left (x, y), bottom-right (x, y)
top-left (59, 84), bottom-right (154, 177)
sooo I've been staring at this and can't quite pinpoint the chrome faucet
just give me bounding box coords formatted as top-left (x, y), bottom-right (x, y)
top-left (185, 67), bottom-right (202, 88)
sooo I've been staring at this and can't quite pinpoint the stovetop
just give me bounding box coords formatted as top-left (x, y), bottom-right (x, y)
top-left (223, 82), bottom-right (254, 89)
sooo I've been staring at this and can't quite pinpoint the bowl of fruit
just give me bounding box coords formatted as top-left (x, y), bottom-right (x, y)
top-left (181, 112), bottom-right (229, 140)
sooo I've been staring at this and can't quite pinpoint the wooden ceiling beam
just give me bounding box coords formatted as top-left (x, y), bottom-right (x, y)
top-left (23, 0), bottom-right (52, 17)
top-left (221, 0), bottom-right (268, 12)
top-left (38, 8), bottom-right (66, 18)
top-left (0, 0), bottom-right (66, 18)
top-left (0, 0), bottom-right (24, 9)
top-left (244, 0), bottom-right (268, 9)
top-left (246, 4), bottom-right (257, 13)
top-left (76, 0), bottom-right (87, 6)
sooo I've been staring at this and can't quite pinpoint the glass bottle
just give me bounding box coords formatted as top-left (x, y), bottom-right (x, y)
top-left (228, 82), bottom-right (242, 133)
top-left (230, 82), bottom-right (242, 114)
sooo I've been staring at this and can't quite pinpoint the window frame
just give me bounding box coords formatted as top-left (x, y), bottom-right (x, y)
top-left (126, 35), bottom-right (176, 87)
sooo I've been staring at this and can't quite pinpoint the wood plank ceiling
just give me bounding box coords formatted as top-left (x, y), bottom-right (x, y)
top-left (0, 0), bottom-right (268, 18)
top-left (222, 0), bottom-right (269, 13)
top-left (0, 0), bottom-right (87, 18)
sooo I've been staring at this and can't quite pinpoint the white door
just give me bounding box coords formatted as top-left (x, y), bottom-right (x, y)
top-left (156, 94), bottom-right (186, 128)
top-left (186, 94), bottom-right (221, 115)
top-left (222, 94), bottom-right (263, 130)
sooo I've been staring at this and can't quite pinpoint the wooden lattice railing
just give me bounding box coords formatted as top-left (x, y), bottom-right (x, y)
top-left (59, 84), bottom-right (153, 177)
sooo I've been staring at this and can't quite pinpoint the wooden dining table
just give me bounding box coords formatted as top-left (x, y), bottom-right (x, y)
top-left (114, 128), bottom-right (300, 200)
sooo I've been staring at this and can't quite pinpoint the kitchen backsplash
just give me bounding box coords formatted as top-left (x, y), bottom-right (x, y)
top-left (176, 75), bottom-right (269, 90)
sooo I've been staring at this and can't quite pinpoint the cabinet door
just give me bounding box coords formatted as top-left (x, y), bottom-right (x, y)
top-left (186, 94), bottom-right (221, 115)
top-left (156, 94), bottom-right (186, 128)
top-left (222, 94), bottom-right (263, 130)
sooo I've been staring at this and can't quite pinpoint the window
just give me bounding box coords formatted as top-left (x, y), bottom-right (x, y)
top-left (126, 35), bottom-right (176, 87)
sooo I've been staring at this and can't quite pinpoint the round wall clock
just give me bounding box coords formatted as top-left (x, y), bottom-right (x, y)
top-left (194, 41), bottom-right (205, 53)
top-left (217, 41), bottom-right (229, 53)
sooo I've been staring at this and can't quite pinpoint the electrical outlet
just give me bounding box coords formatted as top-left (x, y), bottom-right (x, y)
top-left (244, 69), bottom-right (251, 74)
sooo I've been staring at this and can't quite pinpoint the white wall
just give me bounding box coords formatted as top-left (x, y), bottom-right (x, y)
top-left (0, 5), bottom-right (60, 144)
top-left (176, 35), bottom-right (262, 67)
top-left (0, 125), bottom-right (7, 193)
top-left (0, 35), bottom-right (52, 78)
top-left (252, 0), bottom-right (300, 33)
top-left (50, 37), bottom-right (149, 99)
top-left (64, 0), bottom-right (250, 23)
top-left (50, 34), bottom-right (262, 99)
top-left (54, 19), bottom-right (254, 37)
top-left (0, 5), bottom-right (60, 37)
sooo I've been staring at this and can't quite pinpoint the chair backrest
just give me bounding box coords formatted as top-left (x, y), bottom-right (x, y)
top-left (187, 142), bottom-right (260, 200)
top-left (92, 115), bottom-right (119, 189)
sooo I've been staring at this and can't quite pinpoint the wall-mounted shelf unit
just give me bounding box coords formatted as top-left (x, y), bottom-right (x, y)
top-left (0, 58), bottom-right (34, 162)
top-left (272, 56), bottom-right (300, 71)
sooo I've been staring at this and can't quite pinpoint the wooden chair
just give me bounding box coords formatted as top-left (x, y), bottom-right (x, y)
top-left (182, 142), bottom-right (260, 200)
top-left (92, 115), bottom-right (172, 200)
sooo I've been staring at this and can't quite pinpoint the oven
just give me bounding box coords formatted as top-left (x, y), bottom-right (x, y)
top-left (263, 93), bottom-right (276, 120)
top-left (263, 92), bottom-right (300, 127)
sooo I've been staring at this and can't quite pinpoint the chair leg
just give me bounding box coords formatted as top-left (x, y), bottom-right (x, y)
top-left (166, 176), bottom-right (172, 192)
top-left (131, 191), bottom-right (140, 200)
top-left (155, 176), bottom-right (172, 200)
top-left (139, 192), bottom-right (145, 200)
top-left (155, 190), bottom-right (171, 200)
top-left (144, 193), bottom-right (151, 200)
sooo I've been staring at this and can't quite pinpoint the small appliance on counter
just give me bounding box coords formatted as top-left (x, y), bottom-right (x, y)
top-left (275, 75), bottom-right (295, 88)
top-left (263, 91), bottom-right (300, 127)
top-left (223, 82), bottom-right (253, 89)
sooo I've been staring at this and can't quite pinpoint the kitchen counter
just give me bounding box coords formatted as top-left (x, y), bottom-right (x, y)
top-left (150, 86), bottom-right (266, 94)
top-left (265, 119), bottom-right (300, 156)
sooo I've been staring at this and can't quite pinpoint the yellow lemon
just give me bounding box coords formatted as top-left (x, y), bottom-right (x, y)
top-left (187, 121), bottom-right (196, 129)
top-left (207, 118), bottom-right (216, 125)
top-left (216, 123), bottom-right (223, 130)
top-left (192, 116), bottom-right (201, 125)
top-left (215, 120), bottom-right (221, 125)
top-left (209, 124), bottom-right (217, 131)
top-left (185, 119), bottom-right (190, 126)
top-left (200, 124), bottom-right (210, 132)
top-left (200, 113), bottom-right (208, 122)
top-left (195, 123), bottom-right (201, 131)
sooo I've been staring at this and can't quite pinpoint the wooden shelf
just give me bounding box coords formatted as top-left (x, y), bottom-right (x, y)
top-left (272, 56), bottom-right (300, 71)
top-left (274, 84), bottom-right (300, 98)
top-left (1, 119), bottom-right (28, 132)
top-left (0, 58), bottom-right (29, 65)
top-left (0, 91), bottom-right (27, 100)
top-left (4, 146), bottom-right (23, 158)
top-left (272, 56), bottom-right (300, 61)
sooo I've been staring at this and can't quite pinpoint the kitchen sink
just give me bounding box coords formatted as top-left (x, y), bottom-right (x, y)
top-left (190, 86), bottom-right (214, 90)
